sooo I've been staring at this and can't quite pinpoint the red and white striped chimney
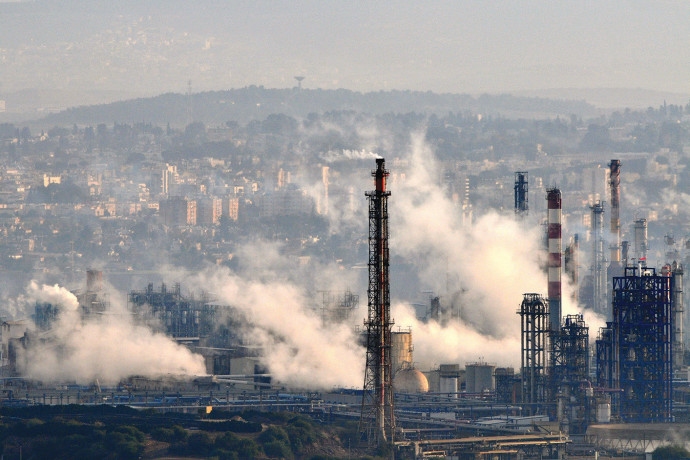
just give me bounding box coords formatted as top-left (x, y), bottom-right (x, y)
top-left (547, 188), bottom-right (562, 330)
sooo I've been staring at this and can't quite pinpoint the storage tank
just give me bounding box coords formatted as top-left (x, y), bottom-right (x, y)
top-left (465, 362), bottom-right (496, 393)
top-left (596, 402), bottom-right (611, 423)
top-left (439, 364), bottom-right (460, 398)
top-left (393, 368), bottom-right (429, 393)
top-left (391, 329), bottom-right (413, 373)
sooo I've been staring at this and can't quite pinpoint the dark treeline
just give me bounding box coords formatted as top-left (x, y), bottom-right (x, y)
top-left (0, 405), bottom-right (375, 460)
top-left (37, 86), bottom-right (598, 126)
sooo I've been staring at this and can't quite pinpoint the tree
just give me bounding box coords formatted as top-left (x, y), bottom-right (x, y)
top-left (652, 444), bottom-right (690, 460)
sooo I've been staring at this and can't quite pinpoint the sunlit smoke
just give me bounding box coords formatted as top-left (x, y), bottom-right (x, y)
top-left (390, 133), bottom-right (547, 341)
top-left (18, 281), bottom-right (206, 384)
top-left (393, 303), bottom-right (521, 368)
top-left (190, 265), bottom-right (364, 389)
top-left (319, 148), bottom-right (380, 163)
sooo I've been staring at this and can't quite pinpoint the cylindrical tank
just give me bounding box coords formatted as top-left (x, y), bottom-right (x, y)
top-left (439, 376), bottom-right (458, 394)
top-left (465, 365), bottom-right (475, 392)
top-left (465, 362), bottom-right (496, 393)
top-left (596, 402), bottom-right (611, 423)
top-left (439, 364), bottom-right (460, 398)
top-left (391, 330), bottom-right (413, 373)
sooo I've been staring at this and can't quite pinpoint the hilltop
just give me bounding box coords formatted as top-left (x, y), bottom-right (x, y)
top-left (33, 87), bottom-right (598, 127)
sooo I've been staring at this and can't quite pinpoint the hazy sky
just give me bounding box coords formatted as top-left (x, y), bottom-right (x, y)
top-left (1, 0), bottom-right (689, 96)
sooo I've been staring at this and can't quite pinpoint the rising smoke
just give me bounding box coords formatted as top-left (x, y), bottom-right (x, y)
top-left (17, 281), bottom-right (206, 385)
top-left (12, 127), bottom-right (603, 387)
top-left (389, 134), bottom-right (546, 340)
top-left (189, 263), bottom-right (365, 389)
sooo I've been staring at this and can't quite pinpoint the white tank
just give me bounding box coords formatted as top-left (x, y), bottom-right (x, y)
top-left (439, 376), bottom-right (458, 395)
top-left (596, 402), bottom-right (611, 423)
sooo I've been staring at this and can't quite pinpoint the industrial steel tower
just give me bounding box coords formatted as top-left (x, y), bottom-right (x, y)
top-left (608, 160), bottom-right (622, 267)
top-left (515, 172), bottom-right (529, 216)
top-left (360, 158), bottom-right (395, 445)
top-left (634, 218), bottom-right (648, 263)
top-left (590, 202), bottom-right (607, 315)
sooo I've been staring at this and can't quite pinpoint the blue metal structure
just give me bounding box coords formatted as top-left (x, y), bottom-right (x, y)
top-left (610, 266), bottom-right (673, 422)
top-left (514, 172), bottom-right (528, 215)
top-left (550, 314), bottom-right (589, 432)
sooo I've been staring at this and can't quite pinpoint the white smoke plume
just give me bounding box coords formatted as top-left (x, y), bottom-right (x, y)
top-left (385, 132), bottom-right (605, 367)
top-left (189, 264), bottom-right (364, 389)
top-left (319, 148), bottom-right (380, 163)
top-left (390, 133), bottom-right (547, 340)
top-left (18, 281), bottom-right (206, 385)
top-left (393, 303), bottom-right (522, 368)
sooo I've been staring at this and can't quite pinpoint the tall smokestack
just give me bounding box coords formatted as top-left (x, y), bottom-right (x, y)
top-left (591, 202), bottom-right (606, 315)
top-left (672, 262), bottom-right (684, 372)
top-left (608, 160), bottom-right (621, 263)
top-left (634, 219), bottom-right (648, 263)
top-left (360, 158), bottom-right (395, 445)
top-left (515, 172), bottom-right (528, 216)
top-left (564, 234), bottom-right (579, 304)
top-left (547, 188), bottom-right (562, 330)
top-left (621, 240), bottom-right (630, 267)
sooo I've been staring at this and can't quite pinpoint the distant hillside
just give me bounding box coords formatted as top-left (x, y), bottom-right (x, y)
top-left (515, 87), bottom-right (690, 110)
top-left (37, 87), bottom-right (597, 127)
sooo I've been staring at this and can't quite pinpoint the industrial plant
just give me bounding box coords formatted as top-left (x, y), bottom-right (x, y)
top-left (0, 150), bottom-right (688, 459)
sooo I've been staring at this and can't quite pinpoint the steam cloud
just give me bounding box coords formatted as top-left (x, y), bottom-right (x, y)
top-left (319, 148), bottom-right (380, 163)
top-left (13, 128), bottom-right (604, 387)
top-left (387, 133), bottom-right (599, 367)
top-left (189, 257), bottom-right (365, 390)
top-left (18, 281), bottom-right (206, 384)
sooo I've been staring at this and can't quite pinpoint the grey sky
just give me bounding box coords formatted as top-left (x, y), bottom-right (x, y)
top-left (1, 0), bottom-right (689, 96)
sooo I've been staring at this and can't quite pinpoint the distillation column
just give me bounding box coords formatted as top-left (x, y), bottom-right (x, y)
top-left (608, 160), bottom-right (622, 268)
top-left (515, 172), bottom-right (528, 216)
top-left (634, 219), bottom-right (648, 263)
top-left (564, 235), bottom-right (579, 304)
top-left (591, 202), bottom-right (607, 316)
top-left (672, 263), bottom-right (684, 372)
top-left (547, 188), bottom-right (562, 330)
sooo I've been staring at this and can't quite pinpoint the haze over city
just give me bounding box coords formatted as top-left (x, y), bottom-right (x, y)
top-left (1, 1), bottom-right (689, 106)
top-left (0, 2), bottom-right (689, 459)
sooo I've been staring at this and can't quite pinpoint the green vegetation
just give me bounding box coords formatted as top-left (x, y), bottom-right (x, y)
top-left (652, 444), bottom-right (690, 460)
top-left (0, 406), bottom-right (367, 459)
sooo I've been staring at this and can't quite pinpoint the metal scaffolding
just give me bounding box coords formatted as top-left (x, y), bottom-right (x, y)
top-left (551, 314), bottom-right (590, 433)
top-left (128, 282), bottom-right (216, 338)
top-left (517, 293), bottom-right (549, 413)
top-left (514, 171), bottom-right (528, 215)
top-left (551, 315), bottom-right (589, 389)
top-left (612, 267), bottom-right (673, 422)
top-left (319, 289), bottom-right (359, 325)
top-left (595, 324), bottom-right (614, 390)
top-left (360, 158), bottom-right (395, 446)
